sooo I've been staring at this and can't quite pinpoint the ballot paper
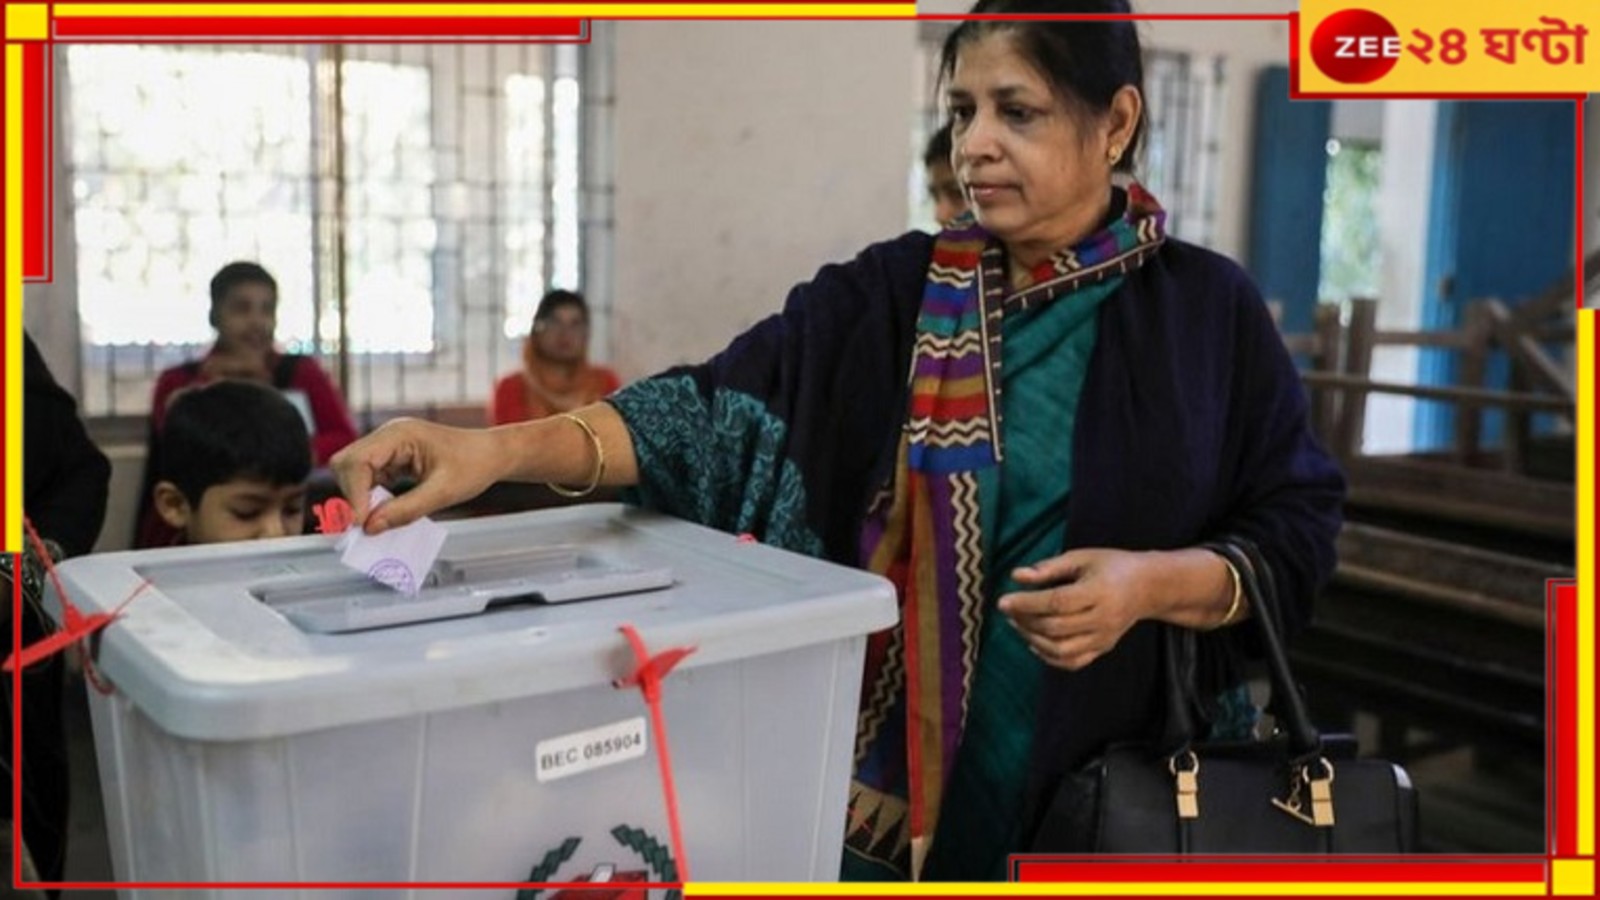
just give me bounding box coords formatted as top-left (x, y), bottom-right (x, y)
top-left (334, 487), bottom-right (447, 596)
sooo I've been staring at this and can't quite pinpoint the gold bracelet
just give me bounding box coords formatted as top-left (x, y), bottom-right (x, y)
top-left (1208, 555), bottom-right (1244, 630)
top-left (548, 412), bottom-right (605, 498)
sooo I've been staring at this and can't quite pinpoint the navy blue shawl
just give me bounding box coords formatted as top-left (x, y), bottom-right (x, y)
top-left (610, 229), bottom-right (1345, 831)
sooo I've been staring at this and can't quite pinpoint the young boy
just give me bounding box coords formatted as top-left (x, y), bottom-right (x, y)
top-left (922, 122), bottom-right (969, 228)
top-left (135, 260), bottom-right (358, 548)
top-left (150, 380), bottom-right (313, 544)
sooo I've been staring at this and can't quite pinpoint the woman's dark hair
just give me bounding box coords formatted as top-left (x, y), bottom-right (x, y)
top-left (209, 261), bottom-right (278, 310)
top-left (938, 0), bottom-right (1147, 174)
top-left (533, 288), bottom-right (589, 324)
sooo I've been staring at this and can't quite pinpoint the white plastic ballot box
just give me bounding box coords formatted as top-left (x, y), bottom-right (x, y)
top-left (46, 504), bottom-right (898, 897)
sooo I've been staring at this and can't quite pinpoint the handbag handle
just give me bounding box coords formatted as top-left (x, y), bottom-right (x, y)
top-left (1161, 540), bottom-right (1323, 760)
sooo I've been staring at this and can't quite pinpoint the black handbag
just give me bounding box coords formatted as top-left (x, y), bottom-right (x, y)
top-left (1030, 540), bottom-right (1419, 854)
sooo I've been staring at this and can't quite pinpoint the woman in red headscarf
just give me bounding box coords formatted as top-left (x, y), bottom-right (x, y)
top-left (491, 289), bottom-right (621, 425)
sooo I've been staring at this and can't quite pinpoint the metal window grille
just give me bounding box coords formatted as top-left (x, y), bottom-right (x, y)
top-left (1141, 49), bottom-right (1225, 246)
top-left (62, 41), bottom-right (595, 422)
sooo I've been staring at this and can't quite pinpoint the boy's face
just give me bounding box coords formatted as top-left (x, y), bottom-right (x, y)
top-left (926, 160), bottom-right (968, 226)
top-left (210, 282), bottom-right (278, 356)
top-left (154, 478), bottom-right (308, 545)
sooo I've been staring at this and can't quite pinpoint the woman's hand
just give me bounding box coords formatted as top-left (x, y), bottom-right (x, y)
top-left (332, 403), bottom-right (642, 535)
top-left (998, 548), bottom-right (1154, 671)
top-left (999, 546), bottom-right (1241, 670)
top-left (331, 418), bottom-right (510, 534)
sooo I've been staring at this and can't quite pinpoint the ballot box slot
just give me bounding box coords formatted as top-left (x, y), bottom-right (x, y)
top-left (250, 544), bottom-right (583, 606)
top-left (247, 544), bottom-right (672, 633)
top-left (431, 545), bottom-right (583, 585)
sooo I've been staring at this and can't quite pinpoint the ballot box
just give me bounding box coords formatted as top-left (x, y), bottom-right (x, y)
top-left (47, 504), bottom-right (897, 897)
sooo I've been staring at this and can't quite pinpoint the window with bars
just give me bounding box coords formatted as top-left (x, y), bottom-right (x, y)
top-left (63, 41), bottom-right (592, 420)
top-left (908, 25), bottom-right (1224, 246)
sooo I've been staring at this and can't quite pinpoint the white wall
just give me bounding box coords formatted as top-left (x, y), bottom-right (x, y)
top-left (608, 22), bottom-right (917, 379)
top-left (1365, 101), bottom-right (1436, 454)
top-left (1331, 100), bottom-right (1384, 144)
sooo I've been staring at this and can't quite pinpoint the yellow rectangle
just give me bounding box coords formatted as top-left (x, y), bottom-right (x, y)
top-left (1580, 310), bottom-right (1596, 856)
top-left (1298, 0), bottom-right (1597, 94)
top-left (4, 3), bottom-right (49, 40)
top-left (1553, 859), bottom-right (1595, 896)
top-left (5, 45), bottom-right (22, 555)
top-left (54, 3), bottom-right (916, 19)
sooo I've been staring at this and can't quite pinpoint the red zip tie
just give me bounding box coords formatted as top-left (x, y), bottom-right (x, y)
top-left (612, 623), bottom-right (695, 884)
top-left (312, 497), bottom-right (354, 536)
top-left (4, 516), bottom-right (147, 693)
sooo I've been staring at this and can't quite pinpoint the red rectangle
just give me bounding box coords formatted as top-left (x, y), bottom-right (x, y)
top-left (54, 16), bottom-right (586, 39)
top-left (1551, 580), bottom-right (1577, 855)
top-left (1574, 103), bottom-right (1585, 310)
top-left (1012, 860), bottom-right (1549, 883)
top-left (21, 42), bottom-right (49, 281)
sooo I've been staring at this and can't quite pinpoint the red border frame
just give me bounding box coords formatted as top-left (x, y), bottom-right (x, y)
top-left (53, 16), bottom-right (588, 38)
top-left (1011, 858), bottom-right (1552, 883)
top-left (20, 41), bottom-right (47, 281)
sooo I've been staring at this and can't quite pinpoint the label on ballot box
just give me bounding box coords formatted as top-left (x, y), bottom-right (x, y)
top-left (537, 716), bottom-right (649, 783)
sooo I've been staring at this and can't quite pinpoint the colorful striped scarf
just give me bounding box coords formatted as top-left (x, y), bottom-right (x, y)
top-left (845, 184), bottom-right (1168, 878)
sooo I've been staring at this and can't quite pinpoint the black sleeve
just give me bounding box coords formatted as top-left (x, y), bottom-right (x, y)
top-left (1213, 277), bottom-right (1345, 641)
top-left (607, 232), bottom-right (931, 560)
top-left (24, 333), bottom-right (112, 558)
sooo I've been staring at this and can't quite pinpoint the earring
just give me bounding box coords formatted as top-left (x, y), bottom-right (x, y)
top-left (1108, 144), bottom-right (1122, 165)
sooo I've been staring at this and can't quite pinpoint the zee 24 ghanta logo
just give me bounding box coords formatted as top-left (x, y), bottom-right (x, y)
top-left (1309, 7), bottom-right (1589, 84)
top-left (1310, 8), bottom-right (1407, 84)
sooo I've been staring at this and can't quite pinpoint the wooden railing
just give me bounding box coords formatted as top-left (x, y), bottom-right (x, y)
top-left (1278, 293), bottom-right (1577, 471)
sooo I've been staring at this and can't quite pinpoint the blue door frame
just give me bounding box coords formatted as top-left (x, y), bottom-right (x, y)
top-left (1246, 66), bottom-right (1331, 338)
top-left (1414, 101), bottom-right (1576, 449)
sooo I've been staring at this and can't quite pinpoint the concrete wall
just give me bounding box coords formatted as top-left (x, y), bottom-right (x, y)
top-left (608, 21), bottom-right (916, 378)
top-left (1331, 99), bottom-right (1384, 144)
top-left (1366, 101), bottom-right (1437, 454)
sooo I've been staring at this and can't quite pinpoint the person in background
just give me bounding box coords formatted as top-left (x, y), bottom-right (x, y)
top-left (334, 0), bottom-right (1343, 880)
top-left (149, 381), bottom-right (312, 545)
top-left (6, 332), bottom-right (112, 897)
top-left (490, 289), bottom-right (621, 425)
top-left (923, 121), bottom-right (970, 228)
top-left (24, 334), bottom-right (111, 560)
top-left (135, 261), bottom-right (356, 548)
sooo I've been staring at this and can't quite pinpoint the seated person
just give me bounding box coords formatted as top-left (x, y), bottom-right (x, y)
top-left (149, 381), bottom-right (312, 545)
top-left (923, 121), bottom-right (969, 228)
top-left (491, 289), bottom-right (621, 425)
top-left (136, 261), bottom-right (357, 548)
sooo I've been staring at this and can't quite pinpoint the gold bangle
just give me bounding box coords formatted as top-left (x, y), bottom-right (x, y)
top-left (1208, 555), bottom-right (1244, 630)
top-left (548, 412), bottom-right (605, 498)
